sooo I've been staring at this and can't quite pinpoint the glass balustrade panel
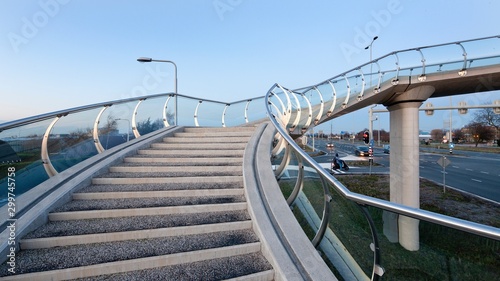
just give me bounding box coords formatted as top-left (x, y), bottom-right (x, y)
top-left (223, 101), bottom-right (248, 127)
top-left (97, 102), bottom-right (137, 149)
top-left (46, 109), bottom-right (101, 173)
top-left (363, 205), bottom-right (500, 281)
top-left (176, 96), bottom-right (204, 127)
top-left (134, 96), bottom-right (169, 135)
top-left (195, 101), bottom-right (226, 127)
top-left (245, 97), bottom-right (268, 125)
top-left (0, 119), bottom-right (53, 205)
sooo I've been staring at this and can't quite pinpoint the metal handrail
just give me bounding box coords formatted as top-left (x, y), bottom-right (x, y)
top-left (265, 84), bottom-right (500, 241)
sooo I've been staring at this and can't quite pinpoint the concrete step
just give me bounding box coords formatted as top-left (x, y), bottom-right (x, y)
top-left (137, 149), bottom-right (244, 157)
top-left (91, 175), bottom-right (243, 185)
top-left (173, 131), bottom-right (254, 137)
top-left (163, 136), bottom-right (251, 143)
top-left (23, 210), bottom-right (251, 239)
top-left (3, 235), bottom-right (264, 280)
top-left (72, 188), bottom-right (244, 200)
top-left (150, 142), bottom-right (247, 150)
top-left (123, 156), bottom-right (243, 166)
top-left (0, 126), bottom-right (274, 280)
top-left (183, 126), bottom-right (256, 133)
top-left (20, 221), bottom-right (252, 249)
top-left (108, 165), bottom-right (242, 175)
top-left (48, 202), bottom-right (248, 221)
top-left (80, 182), bottom-right (243, 192)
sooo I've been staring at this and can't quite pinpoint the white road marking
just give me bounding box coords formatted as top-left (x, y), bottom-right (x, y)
top-left (471, 178), bottom-right (482, 183)
top-left (480, 171), bottom-right (489, 174)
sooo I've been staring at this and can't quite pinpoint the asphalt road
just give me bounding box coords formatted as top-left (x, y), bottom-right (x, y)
top-left (309, 138), bottom-right (500, 203)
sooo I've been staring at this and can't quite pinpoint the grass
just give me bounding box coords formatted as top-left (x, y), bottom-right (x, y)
top-left (424, 142), bottom-right (500, 154)
top-left (278, 175), bottom-right (500, 280)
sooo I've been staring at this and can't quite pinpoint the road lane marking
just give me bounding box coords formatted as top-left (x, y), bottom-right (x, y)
top-left (471, 179), bottom-right (482, 183)
top-left (466, 168), bottom-right (473, 171)
top-left (452, 166), bottom-right (459, 169)
top-left (480, 171), bottom-right (489, 174)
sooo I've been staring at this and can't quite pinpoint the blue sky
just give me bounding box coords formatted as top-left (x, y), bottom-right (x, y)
top-left (1, 0), bottom-right (500, 134)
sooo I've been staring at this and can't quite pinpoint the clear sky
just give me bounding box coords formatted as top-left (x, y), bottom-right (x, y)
top-left (1, 0), bottom-right (500, 134)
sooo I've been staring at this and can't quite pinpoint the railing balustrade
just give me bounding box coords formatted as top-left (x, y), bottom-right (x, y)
top-left (1, 35), bottom-right (499, 280)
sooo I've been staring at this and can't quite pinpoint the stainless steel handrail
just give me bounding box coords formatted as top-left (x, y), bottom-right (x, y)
top-left (265, 84), bottom-right (500, 241)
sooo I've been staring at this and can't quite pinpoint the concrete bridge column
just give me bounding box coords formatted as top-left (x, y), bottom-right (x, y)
top-left (383, 85), bottom-right (435, 251)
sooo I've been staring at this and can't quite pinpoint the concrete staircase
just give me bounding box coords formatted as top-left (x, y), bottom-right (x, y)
top-left (0, 127), bottom-right (274, 280)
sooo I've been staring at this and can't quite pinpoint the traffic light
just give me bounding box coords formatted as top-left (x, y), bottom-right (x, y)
top-left (363, 131), bottom-right (369, 144)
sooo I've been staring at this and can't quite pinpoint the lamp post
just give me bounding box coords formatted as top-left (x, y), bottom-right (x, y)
top-left (364, 36), bottom-right (378, 87)
top-left (137, 57), bottom-right (178, 125)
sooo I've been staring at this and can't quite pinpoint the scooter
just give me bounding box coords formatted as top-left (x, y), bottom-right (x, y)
top-left (331, 156), bottom-right (349, 171)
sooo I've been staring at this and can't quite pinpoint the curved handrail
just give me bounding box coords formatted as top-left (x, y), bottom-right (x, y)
top-left (266, 85), bottom-right (499, 239)
top-left (265, 85), bottom-right (499, 279)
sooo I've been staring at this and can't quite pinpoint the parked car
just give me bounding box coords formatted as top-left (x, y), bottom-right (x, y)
top-left (355, 146), bottom-right (370, 156)
top-left (383, 144), bottom-right (390, 154)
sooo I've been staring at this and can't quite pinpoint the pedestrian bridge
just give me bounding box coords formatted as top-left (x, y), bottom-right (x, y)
top-left (0, 36), bottom-right (499, 280)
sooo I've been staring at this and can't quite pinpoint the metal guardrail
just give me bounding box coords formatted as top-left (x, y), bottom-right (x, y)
top-left (0, 93), bottom-right (266, 204)
top-left (265, 35), bottom-right (500, 280)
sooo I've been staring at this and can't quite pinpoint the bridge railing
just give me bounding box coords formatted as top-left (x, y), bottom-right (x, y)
top-left (266, 91), bottom-right (500, 280)
top-left (270, 35), bottom-right (500, 135)
top-left (0, 93), bottom-right (266, 205)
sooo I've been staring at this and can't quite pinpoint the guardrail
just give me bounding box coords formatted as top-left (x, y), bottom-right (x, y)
top-left (265, 35), bottom-right (500, 280)
top-left (267, 35), bottom-right (500, 135)
top-left (0, 93), bottom-right (266, 204)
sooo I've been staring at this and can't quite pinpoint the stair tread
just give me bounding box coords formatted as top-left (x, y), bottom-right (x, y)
top-left (0, 230), bottom-right (260, 276)
top-left (96, 171), bottom-right (242, 178)
top-left (53, 196), bottom-right (246, 212)
top-left (0, 126), bottom-right (275, 280)
top-left (81, 182), bottom-right (243, 192)
top-left (75, 253), bottom-right (273, 281)
top-left (23, 210), bottom-right (251, 239)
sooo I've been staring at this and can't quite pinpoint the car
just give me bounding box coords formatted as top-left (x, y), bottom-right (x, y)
top-left (383, 144), bottom-right (390, 154)
top-left (326, 143), bottom-right (334, 148)
top-left (355, 146), bottom-right (370, 156)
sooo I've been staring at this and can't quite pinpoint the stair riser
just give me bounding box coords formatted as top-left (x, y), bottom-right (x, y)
top-left (49, 203), bottom-right (248, 221)
top-left (20, 221), bottom-right (252, 249)
top-left (123, 157), bottom-right (243, 165)
top-left (162, 137), bottom-right (250, 143)
top-left (91, 176), bottom-right (243, 185)
top-left (151, 143), bottom-right (247, 150)
top-left (109, 166), bottom-right (241, 173)
top-left (72, 189), bottom-right (244, 199)
top-left (137, 150), bottom-right (244, 157)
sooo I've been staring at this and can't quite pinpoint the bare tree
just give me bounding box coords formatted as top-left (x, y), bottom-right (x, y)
top-left (430, 129), bottom-right (444, 142)
top-left (472, 106), bottom-right (500, 139)
top-left (465, 122), bottom-right (495, 147)
top-left (452, 128), bottom-right (464, 143)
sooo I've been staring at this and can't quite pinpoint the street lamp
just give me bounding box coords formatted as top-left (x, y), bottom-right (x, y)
top-left (137, 57), bottom-right (178, 125)
top-left (364, 36), bottom-right (378, 87)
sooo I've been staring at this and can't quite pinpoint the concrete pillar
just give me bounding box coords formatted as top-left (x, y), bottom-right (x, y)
top-left (383, 85), bottom-right (435, 251)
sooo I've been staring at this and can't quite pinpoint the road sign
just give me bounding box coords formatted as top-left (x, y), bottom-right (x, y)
top-left (437, 156), bottom-right (451, 168)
